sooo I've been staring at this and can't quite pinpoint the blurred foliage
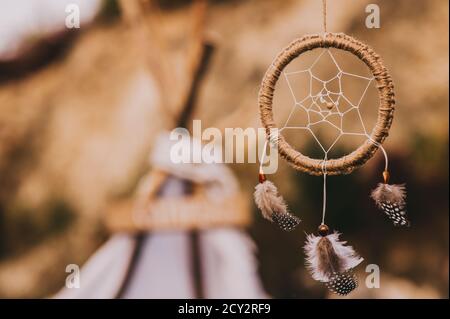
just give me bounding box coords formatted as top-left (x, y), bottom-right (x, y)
top-left (98, 0), bottom-right (121, 23)
top-left (0, 199), bottom-right (76, 260)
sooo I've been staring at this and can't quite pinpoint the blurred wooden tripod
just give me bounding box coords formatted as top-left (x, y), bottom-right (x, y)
top-left (115, 0), bottom-right (214, 298)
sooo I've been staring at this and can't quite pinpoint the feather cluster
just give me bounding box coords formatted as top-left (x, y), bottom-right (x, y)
top-left (371, 183), bottom-right (410, 227)
top-left (304, 231), bottom-right (363, 295)
top-left (254, 180), bottom-right (300, 231)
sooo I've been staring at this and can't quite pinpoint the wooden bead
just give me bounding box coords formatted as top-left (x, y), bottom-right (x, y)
top-left (382, 170), bottom-right (390, 184)
top-left (318, 224), bottom-right (329, 237)
top-left (259, 173), bottom-right (266, 183)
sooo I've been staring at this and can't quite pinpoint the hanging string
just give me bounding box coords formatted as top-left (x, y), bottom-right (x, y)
top-left (321, 156), bottom-right (328, 225)
top-left (258, 140), bottom-right (269, 175)
top-left (322, 0), bottom-right (327, 33)
top-left (368, 138), bottom-right (389, 172)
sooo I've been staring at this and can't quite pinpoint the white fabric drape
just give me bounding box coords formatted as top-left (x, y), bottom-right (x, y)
top-left (55, 234), bottom-right (135, 299)
top-left (55, 228), bottom-right (267, 299)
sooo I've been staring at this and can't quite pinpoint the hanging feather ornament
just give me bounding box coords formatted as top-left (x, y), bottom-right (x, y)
top-left (371, 170), bottom-right (410, 227)
top-left (304, 224), bottom-right (363, 296)
top-left (252, 0), bottom-right (407, 297)
top-left (254, 170), bottom-right (301, 231)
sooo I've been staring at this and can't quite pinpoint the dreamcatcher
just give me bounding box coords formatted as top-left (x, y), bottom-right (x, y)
top-left (254, 0), bottom-right (410, 296)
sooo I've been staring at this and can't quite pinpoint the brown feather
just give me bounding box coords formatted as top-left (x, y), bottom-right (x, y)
top-left (304, 232), bottom-right (363, 282)
top-left (317, 237), bottom-right (343, 277)
top-left (254, 180), bottom-right (288, 221)
top-left (371, 183), bottom-right (406, 206)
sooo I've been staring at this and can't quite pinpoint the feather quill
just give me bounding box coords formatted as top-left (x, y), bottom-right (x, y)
top-left (371, 183), bottom-right (410, 227)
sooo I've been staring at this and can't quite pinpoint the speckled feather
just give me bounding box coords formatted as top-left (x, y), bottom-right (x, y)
top-left (371, 183), bottom-right (410, 227)
top-left (271, 212), bottom-right (301, 231)
top-left (325, 271), bottom-right (359, 296)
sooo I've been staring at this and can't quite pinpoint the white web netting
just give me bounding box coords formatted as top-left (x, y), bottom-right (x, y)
top-left (277, 48), bottom-right (380, 163)
top-left (269, 47), bottom-right (389, 223)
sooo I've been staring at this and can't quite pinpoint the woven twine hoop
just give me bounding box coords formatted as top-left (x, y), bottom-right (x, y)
top-left (259, 33), bottom-right (395, 176)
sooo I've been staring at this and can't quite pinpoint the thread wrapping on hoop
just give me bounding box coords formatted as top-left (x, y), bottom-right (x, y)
top-left (258, 33), bottom-right (396, 176)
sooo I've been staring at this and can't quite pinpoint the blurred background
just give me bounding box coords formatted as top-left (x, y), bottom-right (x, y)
top-left (0, 0), bottom-right (448, 298)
